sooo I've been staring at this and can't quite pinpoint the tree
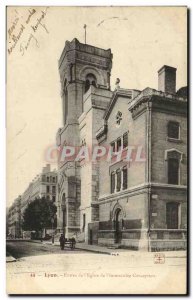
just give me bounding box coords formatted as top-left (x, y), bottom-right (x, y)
top-left (22, 197), bottom-right (57, 234)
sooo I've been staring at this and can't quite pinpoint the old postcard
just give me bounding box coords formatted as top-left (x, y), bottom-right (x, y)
top-left (6, 6), bottom-right (187, 295)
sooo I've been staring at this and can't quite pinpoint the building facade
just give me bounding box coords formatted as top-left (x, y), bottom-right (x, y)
top-left (8, 164), bottom-right (57, 238)
top-left (7, 196), bottom-right (21, 238)
top-left (55, 39), bottom-right (187, 251)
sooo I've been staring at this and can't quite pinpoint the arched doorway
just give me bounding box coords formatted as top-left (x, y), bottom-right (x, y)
top-left (114, 208), bottom-right (123, 244)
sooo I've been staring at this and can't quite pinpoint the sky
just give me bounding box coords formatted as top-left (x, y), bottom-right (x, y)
top-left (7, 6), bottom-right (187, 206)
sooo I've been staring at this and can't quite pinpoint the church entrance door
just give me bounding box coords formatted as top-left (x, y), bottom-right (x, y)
top-left (115, 208), bottom-right (122, 244)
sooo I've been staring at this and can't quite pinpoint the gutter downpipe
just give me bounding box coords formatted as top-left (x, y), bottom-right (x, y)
top-left (147, 98), bottom-right (152, 252)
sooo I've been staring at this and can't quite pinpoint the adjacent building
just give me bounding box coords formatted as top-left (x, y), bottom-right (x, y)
top-left (7, 164), bottom-right (57, 238)
top-left (7, 196), bottom-right (21, 238)
top-left (56, 38), bottom-right (187, 251)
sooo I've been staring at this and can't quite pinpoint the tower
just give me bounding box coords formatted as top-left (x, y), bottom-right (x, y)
top-left (56, 38), bottom-right (112, 237)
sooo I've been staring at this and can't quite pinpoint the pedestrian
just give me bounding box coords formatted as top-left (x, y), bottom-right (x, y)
top-left (71, 237), bottom-right (76, 250)
top-left (59, 234), bottom-right (65, 250)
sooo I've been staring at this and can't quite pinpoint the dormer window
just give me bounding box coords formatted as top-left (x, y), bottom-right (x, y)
top-left (85, 73), bottom-right (97, 93)
top-left (168, 121), bottom-right (180, 140)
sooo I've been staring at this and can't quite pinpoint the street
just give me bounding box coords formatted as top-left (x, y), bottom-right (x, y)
top-left (6, 241), bottom-right (81, 258)
top-left (6, 241), bottom-right (187, 295)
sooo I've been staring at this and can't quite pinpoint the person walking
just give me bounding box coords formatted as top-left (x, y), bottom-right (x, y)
top-left (59, 234), bottom-right (65, 250)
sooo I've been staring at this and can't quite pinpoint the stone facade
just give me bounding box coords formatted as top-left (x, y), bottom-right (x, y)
top-left (56, 38), bottom-right (187, 251)
top-left (56, 38), bottom-right (112, 238)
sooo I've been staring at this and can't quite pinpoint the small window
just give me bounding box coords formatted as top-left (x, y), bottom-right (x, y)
top-left (111, 172), bottom-right (115, 193)
top-left (168, 121), bottom-right (180, 139)
top-left (123, 132), bottom-right (128, 148)
top-left (122, 167), bottom-right (128, 190)
top-left (52, 196), bottom-right (56, 202)
top-left (53, 177), bottom-right (55, 183)
top-left (168, 158), bottom-right (179, 185)
top-left (111, 141), bottom-right (116, 153)
top-left (117, 138), bottom-right (122, 152)
top-left (52, 186), bottom-right (56, 194)
top-left (46, 186), bottom-right (50, 193)
top-left (116, 170), bottom-right (121, 192)
top-left (47, 177), bottom-right (49, 182)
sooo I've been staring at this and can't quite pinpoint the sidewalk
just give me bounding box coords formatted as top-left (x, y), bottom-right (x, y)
top-left (75, 243), bottom-right (127, 255)
top-left (74, 243), bottom-right (186, 257)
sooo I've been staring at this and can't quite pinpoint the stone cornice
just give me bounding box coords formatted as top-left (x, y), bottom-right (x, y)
top-left (59, 38), bottom-right (112, 70)
top-left (97, 182), bottom-right (187, 204)
top-left (129, 87), bottom-right (187, 114)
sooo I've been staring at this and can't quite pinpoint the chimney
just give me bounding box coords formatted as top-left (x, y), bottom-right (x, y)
top-left (158, 65), bottom-right (176, 94)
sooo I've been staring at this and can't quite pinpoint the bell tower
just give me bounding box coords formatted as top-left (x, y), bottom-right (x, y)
top-left (58, 38), bottom-right (112, 143)
top-left (56, 38), bottom-right (112, 237)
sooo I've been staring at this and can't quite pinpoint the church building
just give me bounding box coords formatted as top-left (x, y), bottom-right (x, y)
top-left (56, 38), bottom-right (187, 251)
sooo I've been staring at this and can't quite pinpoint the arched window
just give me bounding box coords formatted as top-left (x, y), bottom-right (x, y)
top-left (85, 74), bottom-right (97, 93)
top-left (165, 149), bottom-right (182, 185)
top-left (85, 80), bottom-right (90, 93)
top-left (92, 80), bottom-right (96, 87)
